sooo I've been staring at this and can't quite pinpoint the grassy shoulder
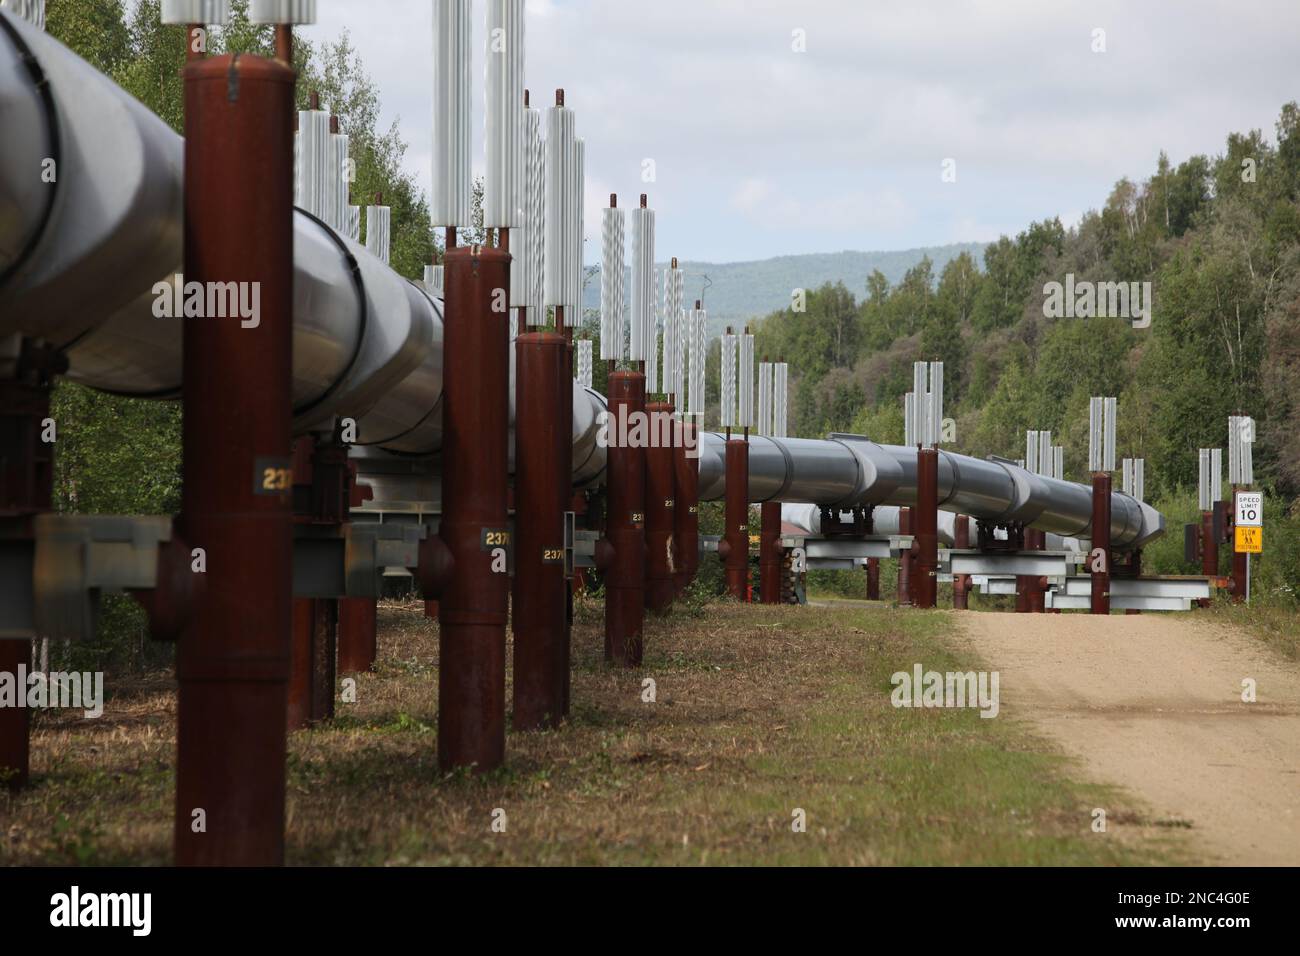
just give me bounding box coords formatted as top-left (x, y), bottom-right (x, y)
top-left (2, 598), bottom-right (1190, 865)
top-left (1206, 601), bottom-right (1300, 661)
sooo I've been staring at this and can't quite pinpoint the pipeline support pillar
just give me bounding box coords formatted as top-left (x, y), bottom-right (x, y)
top-left (1199, 509), bottom-right (1217, 607)
top-left (672, 417), bottom-right (699, 596)
top-left (952, 515), bottom-right (970, 610)
top-left (1090, 473), bottom-right (1112, 615)
top-left (428, 245), bottom-right (511, 772)
top-left (913, 448), bottom-right (939, 608)
top-left (603, 371), bottom-right (646, 666)
top-left (722, 438), bottom-right (750, 601)
top-left (512, 331), bottom-right (569, 730)
top-left (175, 53), bottom-right (296, 865)
top-left (644, 401), bottom-right (677, 614)
top-left (897, 507), bottom-right (913, 606)
top-left (0, 344), bottom-right (62, 791)
top-left (759, 500), bottom-right (782, 604)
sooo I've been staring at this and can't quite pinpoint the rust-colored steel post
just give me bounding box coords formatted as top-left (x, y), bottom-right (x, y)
top-left (603, 371), bottom-right (647, 665)
top-left (865, 558), bottom-right (881, 601)
top-left (337, 467), bottom-right (376, 674)
top-left (953, 515), bottom-right (970, 610)
top-left (672, 417), bottom-right (700, 596)
top-left (1015, 529), bottom-right (1035, 612)
top-left (1090, 473), bottom-right (1112, 615)
top-left (429, 245), bottom-right (511, 772)
top-left (913, 448), bottom-right (939, 608)
top-left (1022, 528), bottom-right (1045, 613)
top-left (0, 353), bottom-right (59, 790)
top-left (0, 638), bottom-right (29, 790)
top-left (897, 507), bottom-right (913, 606)
top-left (1200, 511), bottom-right (1218, 579)
top-left (287, 435), bottom-right (350, 728)
top-left (512, 330), bottom-right (568, 730)
top-left (560, 327), bottom-right (574, 716)
top-left (1229, 494), bottom-right (1247, 603)
top-left (644, 401), bottom-right (677, 614)
top-left (1034, 530), bottom-right (1048, 613)
top-left (174, 53), bottom-right (295, 866)
top-left (337, 597), bottom-right (377, 673)
top-left (288, 596), bottom-right (333, 728)
top-left (1199, 509), bottom-right (1217, 607)
top-left (759, 500), bottom-right (782, 604)
top-left (721, 439), bottom-right (750, 600)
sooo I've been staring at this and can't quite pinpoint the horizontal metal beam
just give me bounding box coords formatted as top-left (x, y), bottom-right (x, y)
top-left (1047, 593), bottom-right (1193, 612)
top-left (781, 535), bottom-right (912, 560)
top-left (1058, 575), bottom-right (1211, 600)
top-left (974, 577), bottom-right (1019, 596)
top-left (944, 549), bottom-right (1075, 577)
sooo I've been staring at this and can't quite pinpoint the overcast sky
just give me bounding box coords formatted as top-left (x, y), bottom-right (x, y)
top-left (307, 0), bottom-right (1300, 264)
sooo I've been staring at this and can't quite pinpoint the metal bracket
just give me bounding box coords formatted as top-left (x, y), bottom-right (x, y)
top-left (0, 514), bottom-right (174, 642)
top-left (777, 533), bottom-right (912, 570)
top-left (943, 548), bottom-right (1074, 578)
top-left (335, 521), bottom-right (428, 598)
top-left (563, 510), bottom-right (577, 577)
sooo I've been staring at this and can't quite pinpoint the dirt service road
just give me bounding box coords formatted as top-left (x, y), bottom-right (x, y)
top-left (957, 612), bottom-right (1300, 865)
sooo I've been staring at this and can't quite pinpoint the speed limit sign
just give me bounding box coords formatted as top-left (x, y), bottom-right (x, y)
top-left (1235, 491), bottom-right (1263, 528)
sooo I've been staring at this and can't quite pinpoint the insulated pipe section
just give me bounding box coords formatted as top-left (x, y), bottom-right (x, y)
top-left (0, 12), bottom-right (179, 340)
top-left (723, 433), bottom-right (1162, 549)
top-left (0, 19), bottom-right (446, 450)
top-left (66, 213), bottom-right (444, 452)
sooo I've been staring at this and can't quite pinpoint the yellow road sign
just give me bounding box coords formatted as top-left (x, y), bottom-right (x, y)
top-left (1235, 526), bottom-right (1262, 554)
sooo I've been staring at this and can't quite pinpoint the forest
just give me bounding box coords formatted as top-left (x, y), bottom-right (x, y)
top-left (730, 105), bottom-right (1300, 603)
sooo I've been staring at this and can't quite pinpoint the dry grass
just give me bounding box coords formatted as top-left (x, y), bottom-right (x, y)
top-left (1211, 600), bottom-right (1300, 661)
top-left (2, 597), bottom-right (1192, 865)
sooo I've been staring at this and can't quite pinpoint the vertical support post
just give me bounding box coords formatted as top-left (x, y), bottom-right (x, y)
top-left (1027, 528), bottom-right (1047, 613)
top-left (337, 597), bottom-right (377, 673)
top-left (953, 515), bottom-right (970, 610)
top-left (175, 52), bottom-right (295, 865)
top-left (431, 244), bottom-right (511, 772)
top-left (0, 353), bottom-right (59, 789)
top-left (1230, 492), bottom-right (1247, 604)
top-left (512, 330), bottom-right (568, 730)
top-left (672, 417), bottom-right (699, 596)
top-left (913, 448), bottom-right (939, 608)
top-left (287, 434), bottom-right (350, 729)
top-left (288, 594), bottom-right (334, 729)
top-left (1090, 473), bottom-right (1112, 615)
top-left (644, 401), bottom-right (677, 614)
top-left (604, 371), bottom-right (646, 665)
top-left (759, 500), bottom-right (782, 604)
top-left (1199, 510), bottom-right (1217, 606)
top-left (723, 438), bottom-right (750, 600)
top-left (0, 639), bottom-right (30, 791)
top-left (897, 507), bottom-right (913, 606)
top-left (865, 558), bottom-right (881, 601)
top-left (559, 326), bottom-right (574, 716)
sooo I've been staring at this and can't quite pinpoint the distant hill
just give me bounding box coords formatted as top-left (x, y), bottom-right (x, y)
top-left (582, 243), bottom-right (987, 332)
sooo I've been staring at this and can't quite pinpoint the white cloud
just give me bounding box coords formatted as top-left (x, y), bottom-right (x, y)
top-left (730, 178), bottom-right (911, 233)
top-left (302, 0), bottom-right (1300, 262)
